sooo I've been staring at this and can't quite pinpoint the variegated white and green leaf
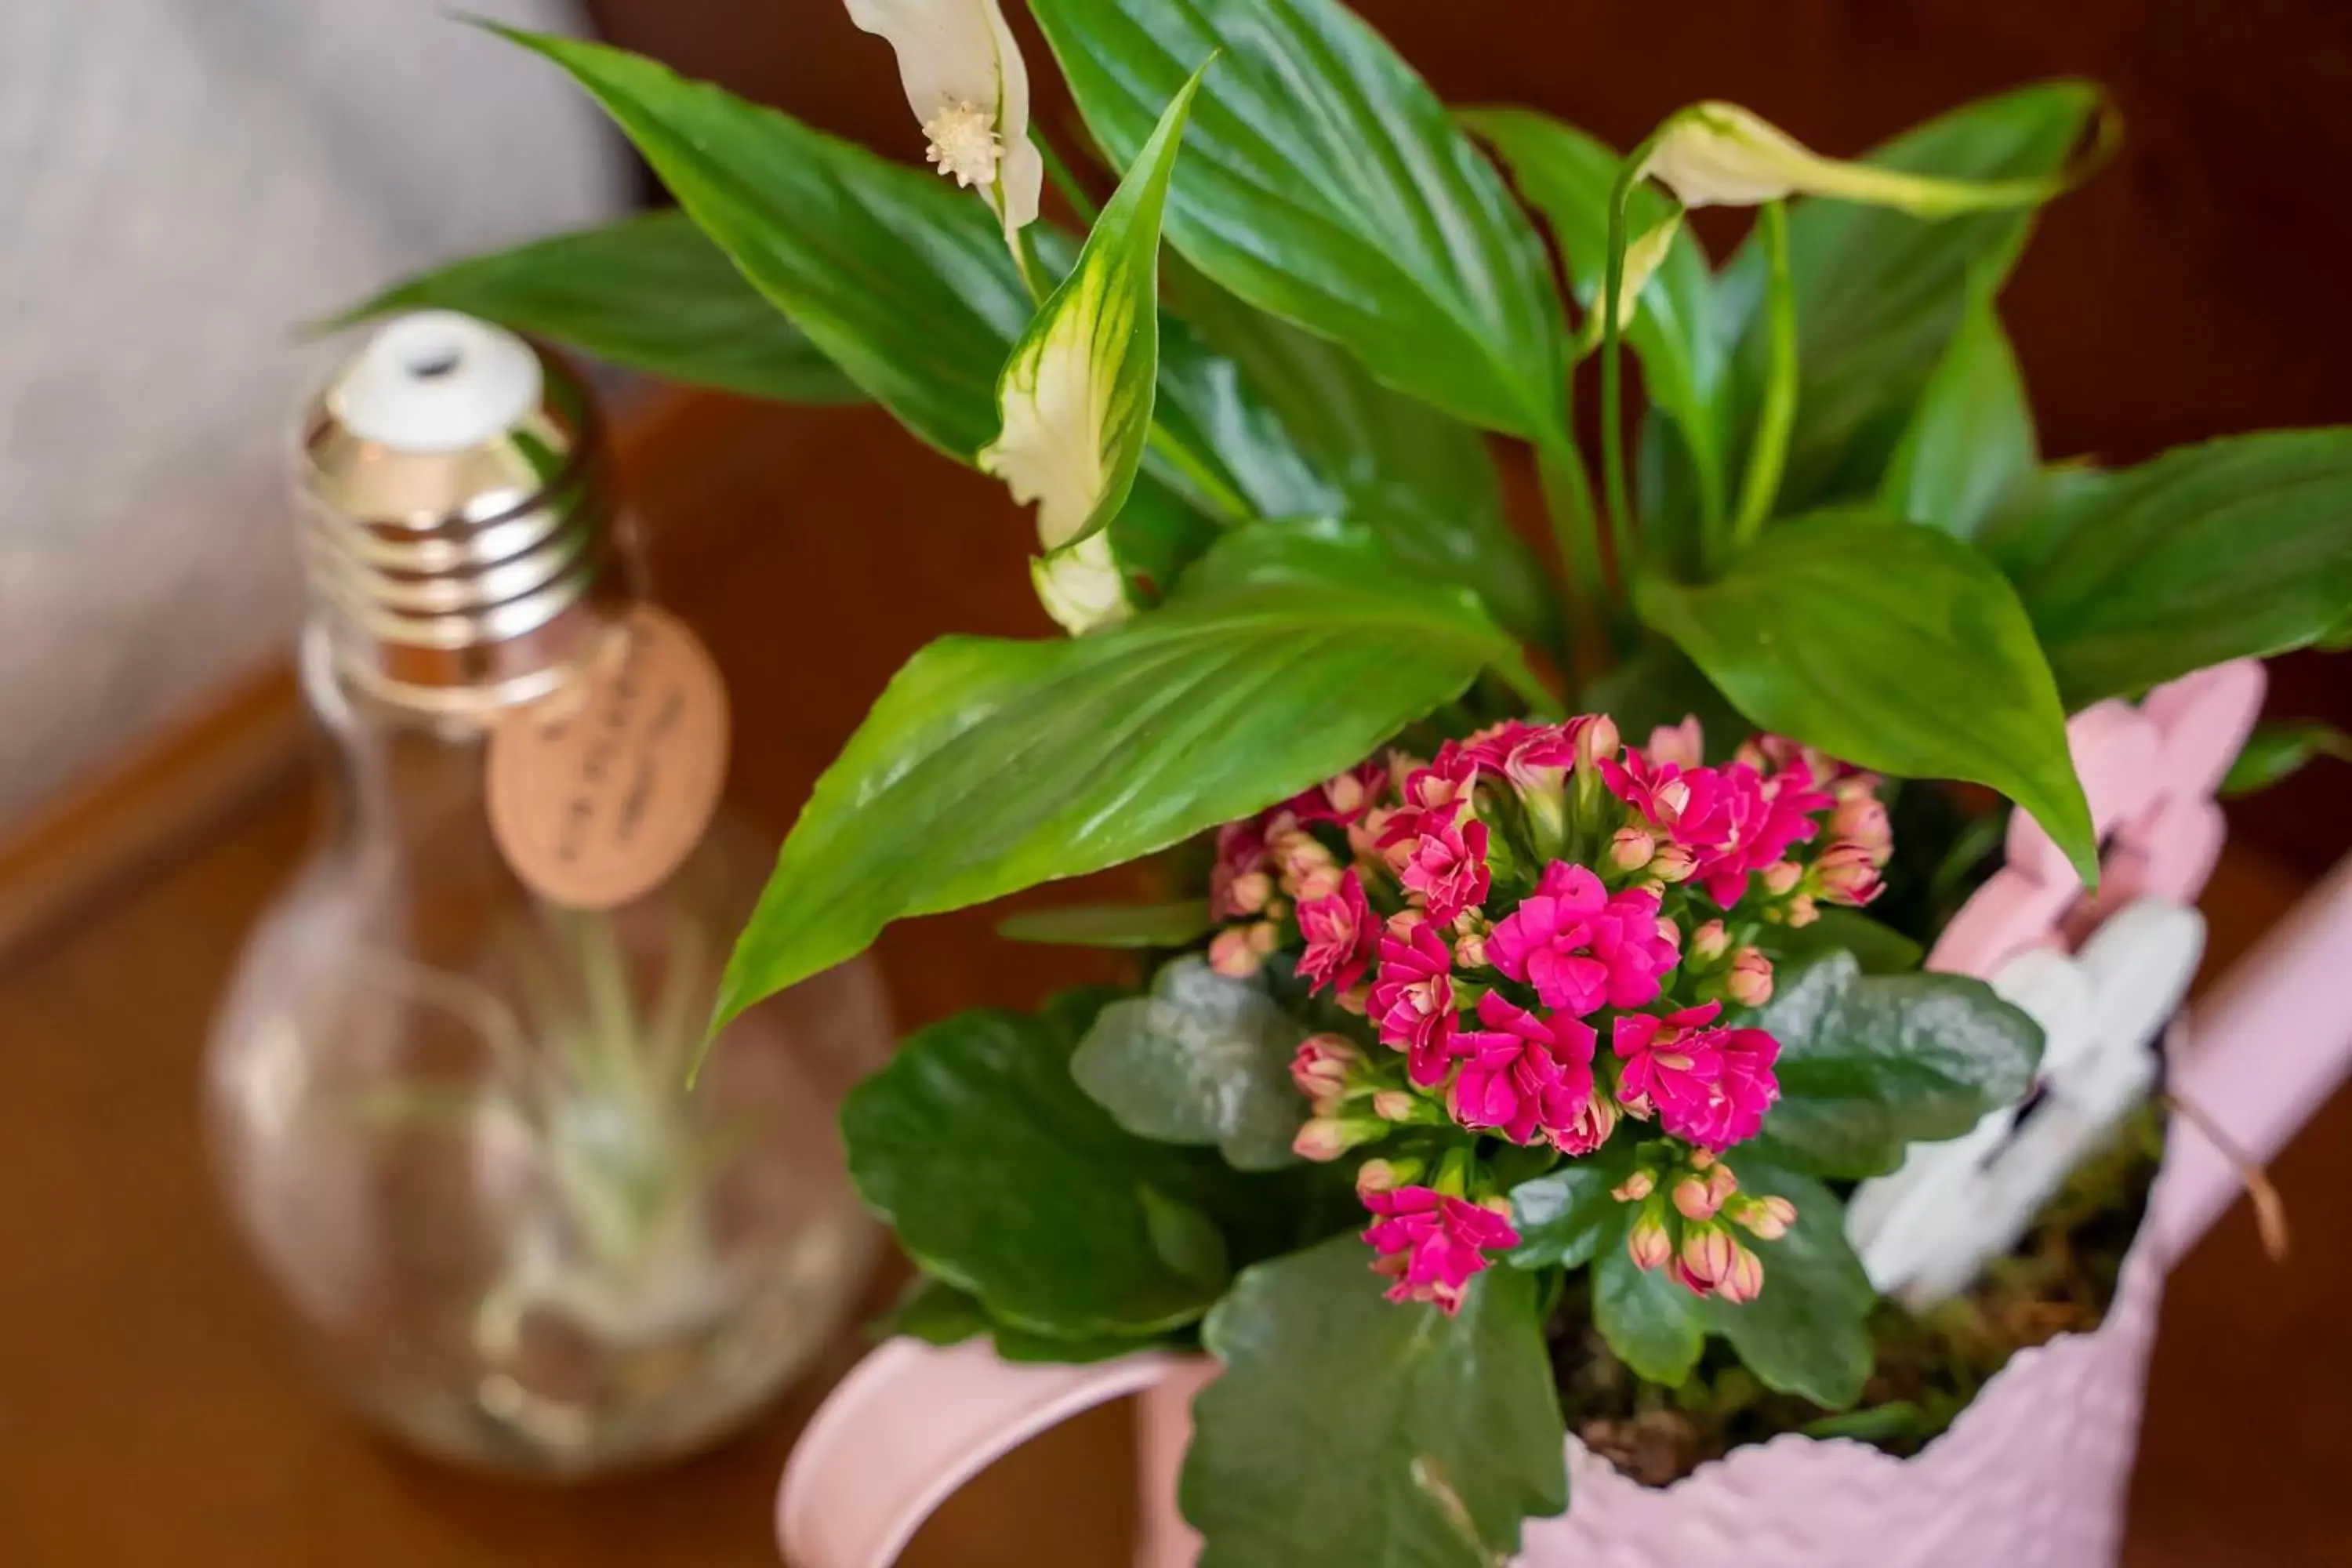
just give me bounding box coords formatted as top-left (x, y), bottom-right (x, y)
top-left (981, 63), bottom-right (1209, 631)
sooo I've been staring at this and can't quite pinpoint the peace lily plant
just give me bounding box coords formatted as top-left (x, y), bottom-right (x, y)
top-left (354, 0), bottom-right (2352, 1559)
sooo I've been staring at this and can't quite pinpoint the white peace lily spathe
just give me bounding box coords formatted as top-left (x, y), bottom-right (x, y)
top-left (1577, 209), bottom-right (1682, 352)
top-left (981, 64), bottom-right (1210, 633)
top-left (1633, 100), bottom-right (2087, 216)
top-left (844, 0), bottom-right (1044, 243)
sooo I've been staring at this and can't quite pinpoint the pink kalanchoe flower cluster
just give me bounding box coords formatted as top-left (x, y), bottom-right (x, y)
top-left (1202, 716), bottom-right (1888, 1308)
top-left (1360, 1183), bottom-right (1522, 1315)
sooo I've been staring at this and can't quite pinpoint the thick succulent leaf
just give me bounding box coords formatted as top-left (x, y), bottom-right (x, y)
top-left (1635, 510), bottom-right (2096, 886)
top-left (843, 990), bottom-right (1232, 1336)
top-left (1184, 1236), bottom-right (1568, 1567)
top-left (1736, 951), bottom-right (2045, 1178)
top-left (1071, 957), bottom-right (1308, 1171)
top-left (716, 523), bottom-right (1529, 1029)
top-left (1029, 0), bottom-right (1569, 441)
top-left (2003, 430), bottom-right (2352, 705)
top-left (982, 65), bottom-right (1207, 552)
top-left (330, 211), bottom-right (863, 403)
top-left (1508, 1143), bottom-right (1639, 1271)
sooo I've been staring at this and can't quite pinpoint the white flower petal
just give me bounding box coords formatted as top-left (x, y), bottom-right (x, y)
top-left (1031, 532), bottom-right (1131, 634)
top-left (1638, 101), bottom-right (2068, 217)
top-left (1580, 209), bottom-right (1683, 350)
top-left (982, 270), bottom-right (1120, 549)
top-left (845, 0), bottom-right (1042, 235)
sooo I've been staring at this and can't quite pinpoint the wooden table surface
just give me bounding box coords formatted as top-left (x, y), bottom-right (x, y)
top-left (2, 391), bottom-right (2345, 1566)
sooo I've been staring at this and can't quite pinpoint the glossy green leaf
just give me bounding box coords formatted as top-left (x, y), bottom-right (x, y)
top-left (1693, 1165), bottom-right (1875, 1407)
top-left (495, 27), bottom-right (1035, 460)
top-left (1184, 1236), bottom-right (1568, 1567)
top-left (1879, 285), bottom-right (2037, 540)
top-left (1171, 274), bottom-right (1553, 647)
top-left (331, 211), bottom-right (863, 403)
top-left (1592, 1167), bottom-right (1875, 1406)
top-left (1029, 0), bottom-right (1568, 441)
top-left (887, 1272), bottom-right (1176, 1363)
top-left (1071, 957), bottom-right (1307, 1170)
top-left (716, 524), bottom-right (1526, 1029)
top-left (843, 990), bottom-right (1232, 1335)
top-left (1152, 311), bottom-right (1342, 523)
top-left (1752, 907), bottom-right (1926, 976)
top-left (982, 66), bottom-right (1207, 552)
top-left (1635, 510), bottom-right (2097, 885)
top-left (1462, 107), bottom-right (1730, 531)
top-left (1735, 951), bottom-right (2044, 1178)
top-left (1591, 1232), bottom-right (1704, 1385)
top-left (2008, 430), bottom-right (2352, 705)
top-left (1508, 1144), bottom-right (1639, 1270)
top-left (996, 900), bottom-right (1216, 948)
top-left (1730, 82), bottom-right (2103, 511)
top-left (2220, 720), bottom-right (2352, 797)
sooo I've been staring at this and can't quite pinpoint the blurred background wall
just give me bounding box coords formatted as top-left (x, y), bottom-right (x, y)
top-left (0, 0), bottom-right (622, 828)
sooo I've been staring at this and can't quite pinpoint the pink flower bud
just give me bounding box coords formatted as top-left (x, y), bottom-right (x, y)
top-left (1687, 1149), bottom-right (1716, 1171)
top-left (1727, 947), bottom-right (1774, 1007)
top-left (1649, 843), bottom-right (1697, 884)
top-left (1294, 1116), bottom-right (1379, 1163)
top-left (1784, 894), bottom-right (1819, 927)
top-left (1450, 909), bottom-right (1491, 970)
top-left (1733, 1193), bottom-right (1797, 1240)
top-left (1610, 826), bottom-right (1657, 871)
top-left (1830, 795), bottom-right (1892, 860)
top-left (1716, 1242), bottom-right (1766, 1305)
top-left (1680, 1223), bottom-right (1738, 1290)
top-left (1576, 713), bottom-right (1621, 769)
top-left (1355, 1158), bottom-right (1403, 1197)
top-left (1289, 1034), bottom-right (1362, 1112)
top-left (1626, 1211), bottom-right (1673, 1270)
top-left (1209, 927), bottom-right (1265, 978)
top-left (1612, 1170), bottom-right (1656, 1203)
top-left (1760, 859), bottom-right (1802, 896)
top-left (1371, 1089), bottom-right (1417, 1123)
top-left (1813, 842), bottom-right (1886, 906)
top-left (1228, 869), bottom-right (1273, 916)
top-left (1673, 1173), bottom-right (1722, 1221)
top-left (1690, 920), bottom-right (1730, 963)
top-left (1290, 864), bottom-right (1344, 902)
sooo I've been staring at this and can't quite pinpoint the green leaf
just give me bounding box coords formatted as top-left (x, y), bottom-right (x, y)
top-left (888, 1273), bottom-right (1178, 1364)
top-left (1736, 951), bottom-right (2044, 1178)
top-left (1184, 1236), bottom-right (1568, 1567)
top-left (330, 211), bottom-right (864, 404)
top-left (1878, 285), bottom-right (2037, 540)
top-left (1461, 107), bottom-right (1730, 531)
top-left (982, 66), bottom-right (1207, 551)
top-left (1731, 82), bottom-right (2103, 511)
top-left (842, 990), bottom-right (1232, 1336)
top-left (1171, 274), bottom-right (1554, 648)
top-left (1751, 907), bottom-right (1925, 975)
top-left (2008, 430), bottom-right (2352, 705)
top-left (997, 900), bottom-right (1216, 948)
top-left (1592, 1167), bottom-right (1876, 1406)
top-left (1581, 639), bottom-right (1745, 752)
top-left (493, 28), bottom-right (1033, 461)
top-left (1592, 1234), bottom-right (1704, 1386)
top-left (1635, 510), bottom-right (2097, 885)
top-left (1152, 311), bottom-right (1343, 524)
top-left (2220, 720), bottom-right (2352, 797)
top-left (1693, 1165), bottom-right (1875, 1407)
top-left (1508, 1144), bottom-right (1639, 1270)
top-left (717, 523), bottom-right (1523, 1028)
top-left (1071, 956), bottom-right (1308, 1171)
top-left (1029, 0), bottom-right (1569, 441)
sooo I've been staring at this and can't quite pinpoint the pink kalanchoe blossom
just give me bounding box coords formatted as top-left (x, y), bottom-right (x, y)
top-left (1613, 1002), bottom-right (1782, 1152)
top-left (1294, 869), bottom-right (1374, 996)
top-left (1671, 761), bottom-right (1831, 909)
top-left (1398, 815), bottom-right (1492, 925)
top-left (1813, 840), bottom-right (1887, 907)
top-left (1449, 991), bottom-right (1599, 1146)
top-left (1360, 1185), bottom-right (1521, 1315)
top-left (1552, 1084), bottom-right (1621, 1156)
top-left (1368, 913), bottom-right (1463, 1087)
top-left (1726, 946), bottom-right (1775, 1006)
top-left (1208, 819), bottom-right (1272, 920)
top-left (1646, 716), bottom-right (1707, 770)
top-left (1377, 743), bottom-right (1480, 869)
top-left (1600, 749), bottom-right (1694, 828)
top-left (1462, 719), bottom-right (1580, 794)
top-left (1207, 922), bottom-right (1278, 978)
top-left (1486, 862), bottom-right (1681, 1016)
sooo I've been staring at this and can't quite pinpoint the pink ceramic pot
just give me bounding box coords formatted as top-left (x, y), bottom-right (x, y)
top-left (779, 664), bottom-right (2352, 1568)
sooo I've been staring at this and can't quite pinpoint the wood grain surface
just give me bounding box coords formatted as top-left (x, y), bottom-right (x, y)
top-left (0, 392), bottom-right (2343, 1567)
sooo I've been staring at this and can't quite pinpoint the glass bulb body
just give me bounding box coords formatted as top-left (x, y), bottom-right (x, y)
top-left (205, 622), bottom-right (886, 1478)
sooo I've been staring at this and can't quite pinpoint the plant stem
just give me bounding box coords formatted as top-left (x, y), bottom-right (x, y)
top-left (1599, 164), bottom-right (1641, 592)
top-left (1536, 439), bottom-right (1608, 695)
top-left (1729, 199), bottom-right (1798, 554)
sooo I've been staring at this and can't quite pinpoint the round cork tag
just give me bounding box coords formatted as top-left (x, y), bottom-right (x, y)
top-left (487, 605), bottom-right (729, 911)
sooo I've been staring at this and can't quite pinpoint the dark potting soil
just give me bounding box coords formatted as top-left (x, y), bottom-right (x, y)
top-left (1552, 1109), bottom-right (2166, 1487)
